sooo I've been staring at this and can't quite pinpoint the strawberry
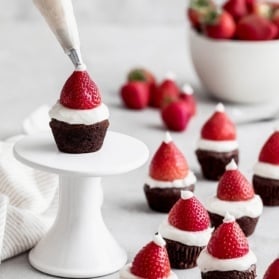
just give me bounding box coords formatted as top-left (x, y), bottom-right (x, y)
top-left (263, 257), bottom-right (279, 279)
top-left (131, 234), bottom-right (171, 279)
top-left (179, 84), bottom-right (197, 116)
top-left (272, 8), bottom-right (279, 38)
top-left (187, 0), bottom-right (215, 30)
top-left (207, 213), bottom-right (249, 259)
top-left (149, 132), bottom-right (188, 181)
top-left (217, 159), bottom-right (254, 201)
top-left (60, 70), bottom-right (101, 109)
top-left (252, 2), bottom-right (273, 18)
top-left (120, 81), bottom-right (150, 110)
top-left (168, 191), bottom-right (210, 231)
top-left (203, 10), bottom-right (236, 39)
top-left (151, 73), bottom-right (180, 108)
top-left (223, 0), bottom-right (248, 21)
top-left (201, 103), bottom-right (237, 141)
top-left (236, 14), bottom-right (278, 40)
top-left (245, 0), bottom-right (255, 13)
top-left (161, 100), bottom-right (192, 132)
top-left (127, 68), bottom-right (156, 86)
top-left (259, 131), bottom-right (279, 165)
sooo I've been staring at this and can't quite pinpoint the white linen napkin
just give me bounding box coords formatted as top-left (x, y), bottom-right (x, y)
top-left (0, 106), bottom-right (58, 262)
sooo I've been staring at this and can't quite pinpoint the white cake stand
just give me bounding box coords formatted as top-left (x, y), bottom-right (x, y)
top-left (13, 131), bottom-right (149, 278)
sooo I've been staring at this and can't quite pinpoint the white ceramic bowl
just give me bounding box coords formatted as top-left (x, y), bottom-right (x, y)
top-left (189, 29), bottom-right (279, 103)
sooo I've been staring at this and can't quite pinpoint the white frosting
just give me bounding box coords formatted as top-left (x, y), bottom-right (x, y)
top-left (159, 220), bottom-right (213, 247)
top-left (153, 233), bottom-right (166, 247)
top-left (49, 101), bottom-right (109, 125)
top-left (253, 161), bottom-right (279, 180)
top-left (216, 103), bottom-right (225, 112)
top-left (181, 84), bottom-right (194, 95)
top-left (75, 64), bottom-right (87, 71)
top-left (164, 132), bottom-right (172, 144)
top-left (164, 71), bottom-right (176, 81)
top-left (197, 249), bottom-right (257, 272)
top-left (225, 159), bottom-right (238, 171)
top-left (145, 171), bottom-right (197, 189)
top-left (223, 212), bottom-right (235, 223)
top-left (205, 195), bottom-right (263, 219)
top-left (197, 138), bottom-right (238, 152)
top-left (181, 190), bottom-right (194, 200)
top-left (119, 264), bottom-right (177, 279)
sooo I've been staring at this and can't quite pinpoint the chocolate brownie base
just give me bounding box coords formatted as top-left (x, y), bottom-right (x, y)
top-left (144, 184), bottom-right (195, 213)
top-left (208, 212), bottom-right (259, 237)
top-left (50, 119), bottom-right (109, 153)
top-left (201, 264), bottom-right (256, 279)
top-left (196, 149), bottom-right (239, 181)
top-left (253, 175), bottom-right (279, 206)
top-left (164, 238), bottom-right (204, 269)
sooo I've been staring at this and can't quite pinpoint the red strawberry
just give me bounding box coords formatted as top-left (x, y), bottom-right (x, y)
top-left (169, 191), bottom-right (210, 231)
top-left (149, 132), bottom-right (188, 181)
top-left (60, 70), bottom-right (101, 109)
top-left (259, 131), bottom-right (279, 165)
top-left (245, 0), bottom-right (255, 12)
top-left (223, 0), bottom-right (248, 21)
top-left (236, 14), bottom-right (278, 40)
top-left (151, 73), bottom-right (180, 108)
top-left (187, 0), bottom-right (215, 30)
top-left (161, 100), bottom-right (192, 132)
top-left (127, 68), bottom-right (156, 86)
top-left (179, 84), bottom-right (197, 116)
top-left (204, 10), bottom-right (236, 39)
top-left (120, 81), bottom-right (150, 110)
top-left (272, 9), bottom-right (279, 38)
top-left (263, 257), bottom-right (279, 279)
top-left (201, 103), bottom-right (237, 141)
top-left (217, 160), bottom-right (254, 201)
top-left (207, 213), bottom-right (249, 259)
top-left (131, 234), bottom-right (171, 279)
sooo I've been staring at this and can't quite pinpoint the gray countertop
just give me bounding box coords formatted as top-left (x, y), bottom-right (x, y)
top-left (1, 19), bottom-right (279, 279)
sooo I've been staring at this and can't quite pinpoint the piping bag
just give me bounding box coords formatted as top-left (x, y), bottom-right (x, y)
top-left (33, 0), bottom-right (83, 68)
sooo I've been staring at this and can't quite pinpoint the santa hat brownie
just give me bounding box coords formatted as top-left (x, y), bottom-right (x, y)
top-left (119, 233), bottom-right (177, 279)
top-left (253, 129), bottom-right (279, 205)
top-left (159, 191), bottom-right (213, 269)
top-left (144, 132), bottom-right (197, 213)
top-left (49, 65), bottom-right (110, 153)
top-left (263, 257), bottom-right (279, 279)
top-left (196, 103), bottom-right (239, 181)
top-left (206, 160), bottom-right (263, 236)
top-left (197, 213), bottom-right (257, 279)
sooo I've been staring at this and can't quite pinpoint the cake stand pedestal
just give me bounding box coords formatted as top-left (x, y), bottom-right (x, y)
top-left (13, 131), bottom-right (149, 278)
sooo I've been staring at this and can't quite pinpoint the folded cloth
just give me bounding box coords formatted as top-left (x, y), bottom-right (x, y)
top-left (0, 106), bottom-right (58, 263)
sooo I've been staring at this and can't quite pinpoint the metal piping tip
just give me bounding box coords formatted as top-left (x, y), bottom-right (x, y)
top-left (68, 48), bottom-right (83, 68)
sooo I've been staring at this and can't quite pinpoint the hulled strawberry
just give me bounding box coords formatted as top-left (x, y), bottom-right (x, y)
top-left (263, 257), bottom-right (279, 279)
top-left (207, 213), bottom-right (249, 259)
top-left (259, 131), bottom-right (279, 165)
top-left (168, 191), bottom-right (210, 231)
top-left (151, 73), bottom-right (180, 108)
top-left (201, 103), bottom-right (237, 141)
top-left (236, 14), bottom-right (278, 40)
top-left (60, 70), bottom-right (101, 109)
top-left (203, 10), bottom-right (236, 39)
top-left (179, 84), bottom-right (197, 117)
top-left (149, 132), bottom-right (188, 181)
top-left (223, 0), bottom-right (248, 21)
top-left (130, 234), bottom-right (171, 279)
top-left (217, 159), bottom-right (254, 201)
top-left (161, 100), bottom-right (192, 132)
top-left (120, 81), bottom-right (150, 110)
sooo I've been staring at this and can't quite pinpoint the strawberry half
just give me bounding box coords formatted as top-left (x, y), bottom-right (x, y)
top-left (168, 191), bottom-right (210, 231)
top-left (259, 131), bottom-right (279, 165)
top-left (207, 213), bottom-right (249, 259)
top-left (201, 103), bottom-right (237, 141)
top-left (217, 159), bottom-right (254, 201)
top-left (149, 132), bottom-right (189, 181)
top-left (263, 258), bottom-right (279, 279)
top-left (60, 70), bottom-right (101, 109)
top-left (131, 234), bottom-right (171, 279)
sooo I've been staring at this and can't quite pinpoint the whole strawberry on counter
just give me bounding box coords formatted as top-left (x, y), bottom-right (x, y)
top-left (263, 257), bottom-right (279, 279)
top-left (179, 84), bottom-right (197, 117)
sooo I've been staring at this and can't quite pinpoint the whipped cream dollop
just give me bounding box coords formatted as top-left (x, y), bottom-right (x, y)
top-left (197, 249), bottom-right (257, 272)
top-left (254, 162), bottom-right (279, 180)
top-left (145, 171), bottom-right (197, 189)
top-left (119, 264), bottom-right (177, 279)
top-left (49, 101), bottom-right (109, 125)
top-left (205, 195), bottom-right (263, 219)
top-left (159, 220), bottom-right (213, 247)
top-left (197, 139), bottom-right (238, 152)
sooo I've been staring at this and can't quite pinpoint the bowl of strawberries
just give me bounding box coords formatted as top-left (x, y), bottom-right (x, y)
top-left (188, 0), bottom-right (279, 103)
